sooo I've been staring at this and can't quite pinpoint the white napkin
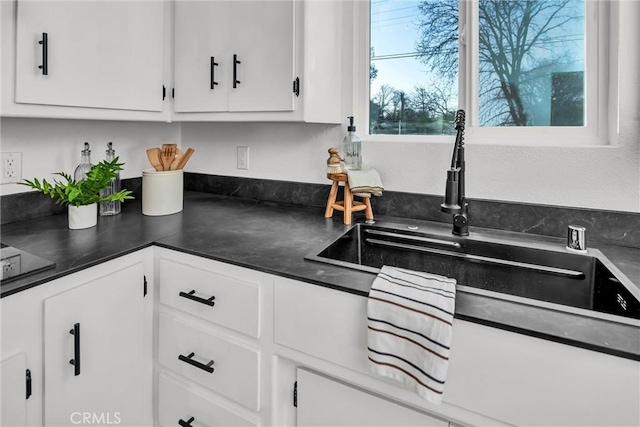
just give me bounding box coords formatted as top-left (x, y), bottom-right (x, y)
top-left (346, 168), bottom-right (384, 198)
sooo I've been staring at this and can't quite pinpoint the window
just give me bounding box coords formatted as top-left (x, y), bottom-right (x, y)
top-left (362, 0), bottom-right (607, 144)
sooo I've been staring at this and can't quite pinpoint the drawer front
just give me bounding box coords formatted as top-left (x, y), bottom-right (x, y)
top-left (158, 373), bottom-right (257, 427)
top-left (159, 258), bottom-right (260, 338)
top-left (158, 314), bottom-right (260, 411)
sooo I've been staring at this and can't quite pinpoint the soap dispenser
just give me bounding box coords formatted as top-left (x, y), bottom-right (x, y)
top-left (99, 142), bottom-right (121, 216)
top-left (74, 142), bottom-right (93, 182)
top-left (342, 116), bottom-right (362, 170)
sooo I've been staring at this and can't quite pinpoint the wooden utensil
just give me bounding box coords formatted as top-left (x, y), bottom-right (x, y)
top-left (160, 144), bottom-right (176, 171)
top-left (175, 148), bottom-right (194, 170)
top-left (169, 148), bottom-right (183, 171)
top-left (146, 148), bottom-right (163, 171)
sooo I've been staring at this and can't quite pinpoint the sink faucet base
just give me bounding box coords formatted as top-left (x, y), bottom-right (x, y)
top-left (452, 203), bottom-right (469, 236)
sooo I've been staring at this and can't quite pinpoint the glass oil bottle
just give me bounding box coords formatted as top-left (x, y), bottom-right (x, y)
top-left (99, 142), bottom-right (121, 216)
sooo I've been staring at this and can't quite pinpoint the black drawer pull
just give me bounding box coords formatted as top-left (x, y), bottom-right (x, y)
top-left (178, 352), bottom-right (214, 373)
top-left (178, 416), bottom-right (194, 427)
top-left (233, 54), bottom-right (241, 88)
top-left (69, 323), bottom-right (80, 376)
top-left (179, 290), bottom-right (215, 307)
top-left (38, 32), bottom-right (48, 75)
top-left (210, 56), bottom-right (218, 89)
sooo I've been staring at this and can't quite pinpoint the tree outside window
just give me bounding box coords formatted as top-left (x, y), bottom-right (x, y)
top-left (370, 0), bottom-right (585, 135)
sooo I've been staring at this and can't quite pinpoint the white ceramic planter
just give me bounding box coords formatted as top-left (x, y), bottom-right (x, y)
top-left (68, 204), bottom-right (98, 230)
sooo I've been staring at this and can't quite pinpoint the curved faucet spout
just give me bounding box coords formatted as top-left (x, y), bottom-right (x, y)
top-left (441, 110), bottom-right (469, 236)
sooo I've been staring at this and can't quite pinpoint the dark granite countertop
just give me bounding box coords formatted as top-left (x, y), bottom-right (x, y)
top-left (1, 191), bottom-right (639, 360)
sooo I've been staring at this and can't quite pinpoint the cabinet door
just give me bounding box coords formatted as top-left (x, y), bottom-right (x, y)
top-left (227, 0), bottom-right (295, 112)
top-left (43, 263), bottom-right (145, 427)
top-left (173, 0), bottom-right (229, 113)
top-left (15, 1), bottom-right (164, 112)
top-left (0, 353), bottom-right (27, 427)
top-left (296, 368), bottom-right (447, 427)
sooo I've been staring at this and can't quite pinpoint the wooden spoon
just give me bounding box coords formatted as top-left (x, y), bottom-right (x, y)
top-left (169, 148), bottom-right (183, 171)
top-left (175, 148), bottom-right (194, 170)
top-left (146, 148), bottom-right (163, 171)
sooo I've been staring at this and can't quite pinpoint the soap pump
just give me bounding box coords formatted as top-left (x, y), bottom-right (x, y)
top-left (99, 142), bottom-right (121, 216)
top-left (74, 142), bottom-right (93, 182)
top-left (342, 116), bottom-right (362, 170)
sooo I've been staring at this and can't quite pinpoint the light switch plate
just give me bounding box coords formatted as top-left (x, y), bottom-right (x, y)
top-left (1, 152), bottom-right (22, 184)
top-left (237, 146), bottom-right (249, 170)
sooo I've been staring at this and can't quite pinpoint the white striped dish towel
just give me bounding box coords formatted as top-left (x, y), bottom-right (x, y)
top-left (367, 265), bottom-right (457, 405)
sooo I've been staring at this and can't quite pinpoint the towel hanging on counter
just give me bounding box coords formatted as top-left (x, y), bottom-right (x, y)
top-left (346, 168), bottom-right (384, 198)
top-left (367, 265), bottom-right (457, 404)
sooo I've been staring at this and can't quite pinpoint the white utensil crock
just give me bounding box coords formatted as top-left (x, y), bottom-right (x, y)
top-left (68, 204), bottom-right (98, 229)
top-left (142, 168), bottom-right (184, 216)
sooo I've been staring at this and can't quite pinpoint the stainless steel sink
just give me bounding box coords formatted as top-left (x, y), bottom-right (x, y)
top-left (305, 221), bottom-right (640, 320)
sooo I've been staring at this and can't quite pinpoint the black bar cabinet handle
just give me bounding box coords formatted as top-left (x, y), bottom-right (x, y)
top-left (69, 323), bottom-right (80, 376)
top-left (179, 290), bottom-right (215, 307)
top-left (233, 54), bottom-right (241, 88)
top-left (26, 369), bottom-right (32, 399)
top-left (38, 32), bottom-right (48, 75)
top-left (210, 56), bottom-right (218, 89)
top-left (178, 416), bottom-right (195, 427)
top-left (178, 352), bottom-right (215, 373)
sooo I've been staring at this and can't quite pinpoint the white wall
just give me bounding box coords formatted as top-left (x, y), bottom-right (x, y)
top-left (1, 1), bottom-right (638, 213)
top-left (0, 118), bottom-right (181, 195)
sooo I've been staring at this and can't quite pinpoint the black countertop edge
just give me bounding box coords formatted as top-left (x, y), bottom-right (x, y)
top-left (454, 314), bottom-right (639, 361)
top-left (0, 242), bottom-right (155, 298)
top-left (1, 192), bottom-right (638, 361)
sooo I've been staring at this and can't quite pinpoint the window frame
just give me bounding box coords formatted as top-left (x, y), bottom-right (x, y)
top-left (355, 0), bottom-right (611, 146)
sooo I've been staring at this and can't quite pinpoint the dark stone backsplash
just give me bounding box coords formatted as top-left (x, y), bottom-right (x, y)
top-left (3, 173), bottom-right (639, 248)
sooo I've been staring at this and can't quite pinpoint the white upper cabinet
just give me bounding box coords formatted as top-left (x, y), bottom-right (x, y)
top-left (226, 0), bottom-right (295, 112)
top-left (174, 0), bottom-right (295, 114)
top-left (173, 0), bottom-right (229, 113)
top-left (172, 0), bottom-right (342, 123)
top-left (1, 0), bottom-right (169, 121)
top-left (15, 1), bottom-right (164, 112)
top-left (1, 0), bottom-right (341, 123)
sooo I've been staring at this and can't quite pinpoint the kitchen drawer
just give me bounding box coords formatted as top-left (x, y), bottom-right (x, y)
top-left (158, 372), bottom-right (257, 427)
top-left (158, 313), bottom-right (260, 411)
top-left (159, 258), bottom-right (260, 338)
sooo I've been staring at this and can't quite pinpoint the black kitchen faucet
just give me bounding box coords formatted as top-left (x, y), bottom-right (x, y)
top-left (441, 109), bottom-right (469, 236)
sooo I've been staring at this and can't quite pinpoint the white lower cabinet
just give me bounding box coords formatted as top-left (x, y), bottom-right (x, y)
top-left (158, 372), bottom-right (257, 427)
top-left (155, 249), bottom-right (269, 427)
top-left (274, 276), bottom-right (640, 427)
top-left (0, 353), bottom-right (28, 426)
top-left (43, 262), bottom-right (147, 426)
top-left (296, 368), bottom-right (447, 427)
top-left (5, 246), bottom-right (637, 427)
top-left (0, 251), bottom-right (153, 427)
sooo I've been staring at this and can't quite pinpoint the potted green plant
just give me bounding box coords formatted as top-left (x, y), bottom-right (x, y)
top-left (21, 157), bottom-right (134, 229)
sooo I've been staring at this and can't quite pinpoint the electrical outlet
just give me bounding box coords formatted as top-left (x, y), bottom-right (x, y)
top-left (1, 152), bottom-right (23, 184)
top-left (237, 146), bottom-right (250, 170)
top-left (2, 254), bottom-right (21, 280)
